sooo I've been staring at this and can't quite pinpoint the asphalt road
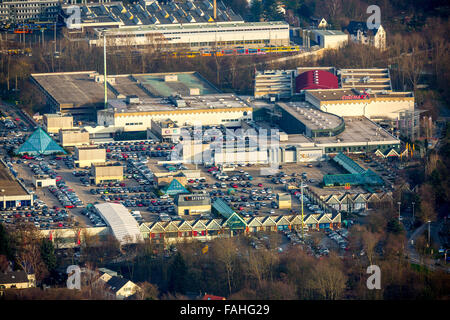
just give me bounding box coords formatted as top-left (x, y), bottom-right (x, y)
top-left (407, 223), bottom-right (450, 273)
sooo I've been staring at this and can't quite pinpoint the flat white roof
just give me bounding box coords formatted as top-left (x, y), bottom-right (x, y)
top-left (94, 203), bottom-right (143, 245)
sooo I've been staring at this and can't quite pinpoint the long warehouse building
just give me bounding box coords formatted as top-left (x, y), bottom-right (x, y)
top-left (94, 202), bottom-right (143, 245)
top-left (62, 0), bottom-right (290, 49)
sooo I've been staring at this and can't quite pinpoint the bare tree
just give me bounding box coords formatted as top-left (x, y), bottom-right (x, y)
top-left (212, 237), bottom-right (237, 296)
top-left (245, 247), bottom-right (279, 287)
top-left (308, 254), bottom-right (347, 300)
top-left (136, 281), bottom-right (159, 300)
top-left (14, 223), bottom-right (48, 282)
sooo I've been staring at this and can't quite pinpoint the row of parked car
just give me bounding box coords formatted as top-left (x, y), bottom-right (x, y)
top-left (81, 206), bottom-right (106, 227)
top-left (127, 159), bottom-right (154, 185)
top-left (28, 160), bottom-right (58, 179)
top-left (327, 229), bottom-right (348, 250)
top-left (90, 185), bottom-right (151, 195)
top-left (102, 140), bottom-right (174, 161)
top-left (211, 171), bottom-right (254, 182)
top-left (48, 179), bottom-right (83, 209)
top-left (289, 189), bottom-right (324, 215)
top-left (63, 156), bottom-right (75, 170)
top-left (0, 205), bottom-right (75, 230)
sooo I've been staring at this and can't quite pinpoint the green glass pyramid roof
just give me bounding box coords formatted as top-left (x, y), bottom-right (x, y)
top-left (17, 127), bottom-right (66, 155)
top-left (162, 179), bottom-right (189, 196)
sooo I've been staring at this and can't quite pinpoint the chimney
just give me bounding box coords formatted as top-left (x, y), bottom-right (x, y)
top-left (213, 0), bottom-right (216, 20)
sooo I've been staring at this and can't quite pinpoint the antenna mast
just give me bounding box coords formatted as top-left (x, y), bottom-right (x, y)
top-left (103, 32), bottom-right (107, 109)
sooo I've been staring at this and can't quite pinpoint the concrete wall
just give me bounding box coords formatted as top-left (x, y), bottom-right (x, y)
top-left (40, 227), bottom-right (110, 248)
top-left (92, 164), bottom-right (124, 184)
top-left (176, 204), bottom-right (211, 216)
top-left (33, 177), bottom-right (56, 188)
top-left (59, 130), bottom-right (90, 147)
top-left (75, 147), bottom-right (106, 168)
top-left (89, 24), bottom-right (289, 48)
top-left (214, 150), bottom-right (268, 164)
top-left (318, 98), bottom-right (414, 120)
top-left (312, 31), bottom-right (348, 49)
top-left (98, 108), bottom-right (252, 132)
top-left (305, 92), bottom-right (415, 120)
top-left (44, 115), bottom-right (74, 133)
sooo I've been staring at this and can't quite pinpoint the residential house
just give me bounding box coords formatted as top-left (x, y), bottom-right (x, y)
top-left (104, 276), bottom-right (141, 300)
top-left (346, 21), bottom-right (386, 51)
top-left (0, 271), bottom-right (36, 289)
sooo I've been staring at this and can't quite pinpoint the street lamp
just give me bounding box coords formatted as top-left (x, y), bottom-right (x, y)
top-left (300, 181), bottom-right (308, 241)
top-left (397, 201), bottom-right (401, 222)
top-left (412, 202), bottom-right (415, 225)
top-left (427, 220), bottom-right (431, 248)
top-left (1, 189), bottom-right (4, 210)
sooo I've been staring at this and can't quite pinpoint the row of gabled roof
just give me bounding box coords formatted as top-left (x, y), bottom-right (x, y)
top-left (322, 192), bottom-right (393, 205)
top-left (68, 0), bottom-right (242, 28)
top-left (140, 212), bottom-right (342, 233)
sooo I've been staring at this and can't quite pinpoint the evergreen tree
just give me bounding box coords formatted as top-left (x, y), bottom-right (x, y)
top-left (0, 224), bottom-right (15, 261)
top-left (249, 0), bottom-right (263, 22)
top-left (167, 252), bottom-right (187, 294)
top-left (262, 0), bottom-right (284, 21)
top-left (40, 238), bottom-right (57, 273)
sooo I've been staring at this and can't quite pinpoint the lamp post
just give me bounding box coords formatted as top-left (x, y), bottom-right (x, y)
top-left (412, 201), bottom-right (415, 226)
top-left (1, 189), bottom-right (4, 210)
top-left (427, 220), bottom-right (431, 248)
top-left (397, 201), bottom-right (401, 222)
top-left (300, 181), bottom-right (308, 240)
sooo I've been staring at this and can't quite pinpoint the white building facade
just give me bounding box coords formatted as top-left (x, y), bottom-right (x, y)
top-left (305, 90), bottom-right (415, 121)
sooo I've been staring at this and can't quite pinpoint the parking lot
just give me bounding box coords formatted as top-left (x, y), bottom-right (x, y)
top-left (0, 109), bottom-right (404, 235)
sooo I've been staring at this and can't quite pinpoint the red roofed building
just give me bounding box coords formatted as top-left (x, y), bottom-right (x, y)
top-left (295, 70), bottom-right (339, 92)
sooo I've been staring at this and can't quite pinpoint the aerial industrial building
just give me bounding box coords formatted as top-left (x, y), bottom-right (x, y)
top-left (94, 203), bottom-right (143, 245)
top-left (98, 93), bottom-right (252, 132)
top-left (0, 159), bottom-right (34, 209)
top-left (0, 0), bottom-right (60, 22)
top-left (305, 89), bottom-right (414, 121)
top-left (91, 162), bottom-right (124, 184)
top-left (61, 0), bottom-right (290, 50)
top-left (31, 71), bottom-right (221, 119)
top-left (43, 114), bottom-right (74, 134)
top-left (59, 129), bottom-right (90, 147)
top-left (74, 145), bottom-right (107, 168)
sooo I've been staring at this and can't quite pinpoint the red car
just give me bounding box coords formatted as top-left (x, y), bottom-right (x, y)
top-left (208, 167), bottom-right (218, 172)
top-left (119, 182), bottom-right (126, 187)
top-left (22, 155), bottom-right (34, 159)
top-left (57, 223), bottom-right (63, 228)
top-left (64, 205), bottom-right (74, 209)
top-left (55, 157), bottom-right (62, 160)
top-left (232, 184), bottom-right (238, 188)
top-left (257, 183), bottom-right (263, 187)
